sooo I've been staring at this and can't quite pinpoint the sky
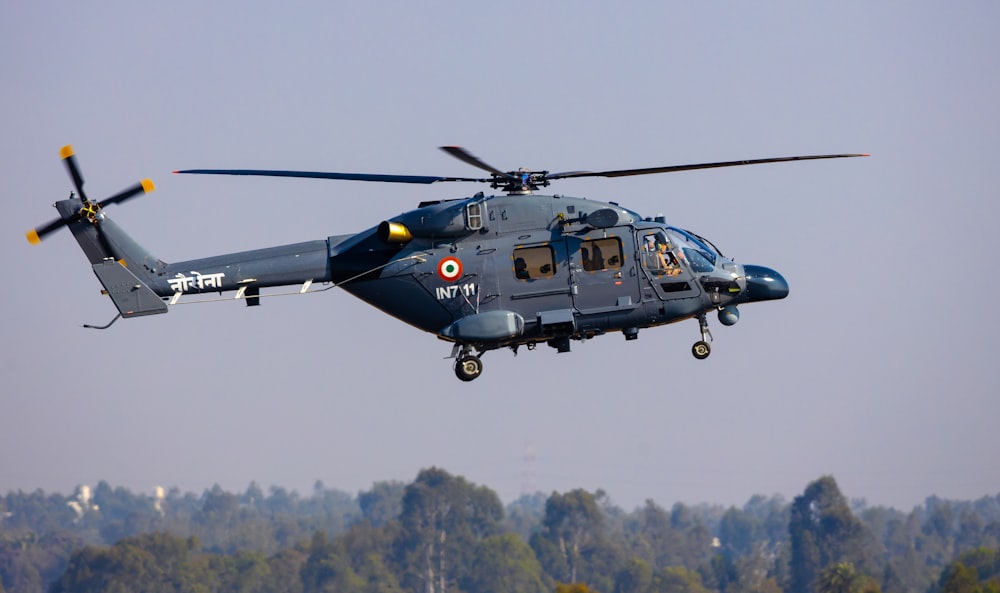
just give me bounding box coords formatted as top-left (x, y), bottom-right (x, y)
top-left (2, 1), bottom-right (999, 513)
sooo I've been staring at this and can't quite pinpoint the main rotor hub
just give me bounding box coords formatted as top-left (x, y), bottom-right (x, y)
top-left (492, 169), bottom-right (550, 194)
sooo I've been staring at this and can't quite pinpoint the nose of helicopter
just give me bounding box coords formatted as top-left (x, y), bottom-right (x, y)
top-left (743, 265), bottom-right (789, 302)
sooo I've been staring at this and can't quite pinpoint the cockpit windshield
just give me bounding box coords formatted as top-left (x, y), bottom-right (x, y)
top-left (681, 248), bottom-right (714, 273)
top-left (667, 227), bottom-right (722, 264)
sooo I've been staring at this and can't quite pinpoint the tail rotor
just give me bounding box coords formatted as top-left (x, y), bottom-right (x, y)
top-left (26, 145), bottom-right (155, 244)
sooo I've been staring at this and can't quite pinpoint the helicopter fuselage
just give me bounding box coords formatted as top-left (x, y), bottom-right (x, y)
top-left (338, 192), bottom-right (787, 355)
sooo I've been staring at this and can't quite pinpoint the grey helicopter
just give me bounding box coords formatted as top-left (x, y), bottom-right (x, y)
top-left (27, 145), bottom-right (866, 381)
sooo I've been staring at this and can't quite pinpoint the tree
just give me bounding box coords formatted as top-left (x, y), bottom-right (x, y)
top-left (533, 489), bottom-right (604, 584)
top-left (652, 566), bottom-right (711, 593)
top-left (396, 467), bottom-right (503, 593)
top-left (939, 562), bottom-right (979, 593)
top-left (789, 476), bottom-right (877, 593)
top-left (935, 549), bottom-right (1000, 593)
top-left (359, 481), bottom-right (405, 528)
top-left (301, 531), bottom-right (366, 593)
top-left (718, 507), bottom-right (757, 558)
top-left (818, 562), bottom-right (880, 593)
top-left (622, 500), bottom-right (686, 570)
top-left (615, 558), bottom-right (653, 593)
top-left (51, 532), bottom-right (199, 593)
top-left (557, 583), bottom-right (599, 593)
top-left (463, 533), bottom-right (547, 593)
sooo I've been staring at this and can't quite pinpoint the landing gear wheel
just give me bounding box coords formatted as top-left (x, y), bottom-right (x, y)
top-left (692, 341), bottom-right (711, 360)
top-left (454, 356), bottom-right (484, 382)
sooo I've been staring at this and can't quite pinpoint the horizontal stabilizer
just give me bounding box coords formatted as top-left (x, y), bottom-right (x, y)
top-left (92, 260), bottom-right (168, 318)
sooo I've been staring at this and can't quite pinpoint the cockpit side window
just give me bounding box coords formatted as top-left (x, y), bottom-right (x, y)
top-left (581, 237), bottom-right (623, 272)
top-left (641, 231), bottom-right (681, 276)
top-left (512, 245), bottom-right (555, 280)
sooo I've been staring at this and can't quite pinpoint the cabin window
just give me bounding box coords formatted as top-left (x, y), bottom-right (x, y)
top-left (466, 201), bottom-right (484, 230)
top-left (580, 237), bottom-right (623, 272)
top-left (512, 246), bottom-right (555, 280)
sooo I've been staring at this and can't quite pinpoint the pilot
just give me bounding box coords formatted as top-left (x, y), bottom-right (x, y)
top-left (644, 234), bottom-right (673, 272)
top-left (514, 257), bottom-right (529, 280)
top-left (655, 241), bottom-right (672, 268)
top-left (643, 235), bottom-right (660, 270)
top-left (658, 242), bottom-right (680, 275)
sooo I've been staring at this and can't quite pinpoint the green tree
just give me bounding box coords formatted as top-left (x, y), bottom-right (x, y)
top-left (622, 500), bottom-right (687, 570)
top-left (532, 489), bottom-right (605, 584)
top-left (818, 562), bottom-right (880, 593)
top-left (935, 548), bottom-right (1000, 593)
top-left (396, 467), bottom-right (503, 593)
top-left (557, 583), bottom-right (600, 593)
top-left (301, 531), bottom-right (365, 593)
top-left (614, 558), bottom-right (653, 593)
top-left (463, 532), bottom-right (547, 593)
top-left (789, 476), bottom-right (877, 593)
top-left (940, 562), bottom-right (979, 593)
top-left (0, 530), bottom-right (82, 593)
top-left (718, 507), bottom-right (757, 558)
top-left (340, 520), bottom-right (402, 593)
top-left (506, 492), bottom-right (548, 542)
top-left (51, 532), bottom-right (199, 593)
top-left (651, 566), bottom-right (710, 593)
top-left (359, 481), bottom-right (405, 528)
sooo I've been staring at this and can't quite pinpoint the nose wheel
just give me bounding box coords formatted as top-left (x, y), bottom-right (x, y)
top-left (692, 314), bottom-right (713, 360)
top-left (454, 355), bottom-right (484, 382)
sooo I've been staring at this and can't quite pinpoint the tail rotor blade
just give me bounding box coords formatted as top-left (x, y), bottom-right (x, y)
top-left (60, 145), bottom-right (88, 202)
top-left (98, 179), bottom-right (155, 208)
top-left (26, 217), bottom-right (69, 244)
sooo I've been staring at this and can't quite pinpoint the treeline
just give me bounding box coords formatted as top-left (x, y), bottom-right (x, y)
top-left (1, 470), bottom-right (998, 593)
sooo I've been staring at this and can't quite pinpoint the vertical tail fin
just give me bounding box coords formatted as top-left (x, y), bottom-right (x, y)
top-left (26, 145), bottom-right (168, 318)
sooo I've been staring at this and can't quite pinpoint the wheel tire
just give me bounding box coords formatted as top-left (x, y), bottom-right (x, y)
top-left (454, 356), bottom-right (483, 382)
top-left (692, 341), bottom-right (711, 360)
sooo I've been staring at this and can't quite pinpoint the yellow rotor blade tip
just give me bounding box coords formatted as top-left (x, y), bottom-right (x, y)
top-left (60, 145), bottom-right (74, 159)
top-left (141, 178), bottom-right (155, 193)
top-left (26, 229), bottom-right (41, 245)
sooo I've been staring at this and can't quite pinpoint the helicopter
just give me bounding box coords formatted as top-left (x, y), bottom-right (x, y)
top-left (27, 145), bottom-right (866, 381)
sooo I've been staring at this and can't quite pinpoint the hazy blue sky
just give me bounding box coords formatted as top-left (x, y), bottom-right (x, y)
top-left (3, 1), bottom-right (998, 511)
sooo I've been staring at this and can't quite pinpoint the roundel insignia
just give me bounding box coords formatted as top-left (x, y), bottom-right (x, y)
top-left (437, 256), bottom-right (463, 282)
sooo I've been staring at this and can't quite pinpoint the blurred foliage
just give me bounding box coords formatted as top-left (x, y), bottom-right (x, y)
top-left (0, 474), bottom-right (998, 593)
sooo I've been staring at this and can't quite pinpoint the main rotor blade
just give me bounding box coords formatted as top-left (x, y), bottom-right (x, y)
top-left (98, 179), bottom-right (155, 207)
top-left (173, 169), bottom-right (484, 185)
top-left (548, 153), bottom-right (869, 180)
top-left (61, 145), bottom-right (88, 202)
top-left (439, 146), bottom-right (517, 181)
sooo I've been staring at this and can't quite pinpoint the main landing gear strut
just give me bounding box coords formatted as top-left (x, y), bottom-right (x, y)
top-left (692, 314), bottom-right (713, 360)
top-left (451, 344), bottom-right (483, 382)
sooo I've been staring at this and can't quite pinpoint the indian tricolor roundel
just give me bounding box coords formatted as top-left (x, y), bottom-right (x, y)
top-left (437, 256), bottom-right (463, 282)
